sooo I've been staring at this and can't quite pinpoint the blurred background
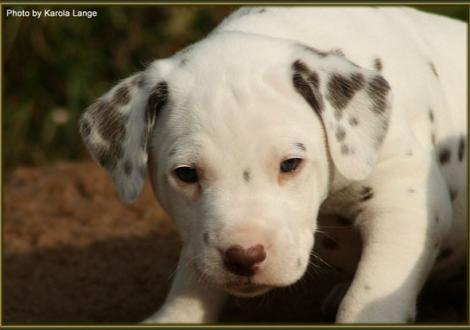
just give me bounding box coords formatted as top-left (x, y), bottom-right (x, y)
top-left (3, 5), bottom-right (468, 324)
top-left (3, 5), bottom-right (468, 173)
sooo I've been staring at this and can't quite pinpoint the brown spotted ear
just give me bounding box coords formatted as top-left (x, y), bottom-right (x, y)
top-left (79, 72), bottom-right (168, 203)
top-left (292, 51), bottom-right (392, 180)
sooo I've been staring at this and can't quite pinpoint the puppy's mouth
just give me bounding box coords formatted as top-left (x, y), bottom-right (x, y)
top-left (193, 260), bottom-right (275, 297)
top-left (223, 280), bottom-right (274, 297)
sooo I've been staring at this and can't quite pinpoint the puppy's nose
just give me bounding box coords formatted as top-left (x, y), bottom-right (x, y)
top-left (224, 244), bottom-right (266, 276)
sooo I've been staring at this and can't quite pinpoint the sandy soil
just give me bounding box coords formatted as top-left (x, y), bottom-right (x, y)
top-left (4, 161), bottom-right (467, 324)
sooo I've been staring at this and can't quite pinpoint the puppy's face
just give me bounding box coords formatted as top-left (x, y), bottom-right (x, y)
top-left (79, 32), bottom-right (391, 297)
top-left (148, 58), bottom-right (330, 296)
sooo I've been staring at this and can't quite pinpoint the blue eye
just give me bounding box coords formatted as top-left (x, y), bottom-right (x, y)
top-left (173, 166), bottom-right (199, 183)
top-left (280, 158), bottom-right (302, 173)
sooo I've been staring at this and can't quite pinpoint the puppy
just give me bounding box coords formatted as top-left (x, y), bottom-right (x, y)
top-left (79, 7), bottom-right (467, 323)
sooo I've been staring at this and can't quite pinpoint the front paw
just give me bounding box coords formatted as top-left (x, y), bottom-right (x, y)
top-left (140, 315), bottom-right (161, 324)
top-left (140, 308), bottom-right (177, 324)
top-left (140, 310), bottom-right (184, 324)
top-left (336, 296), bottom-right (416, 324)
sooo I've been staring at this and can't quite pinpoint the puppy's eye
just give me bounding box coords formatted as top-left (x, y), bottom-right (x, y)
top-left (280, 158), bottom-right (302, 173)
top-left (173, 166), bottom-right (199, 183)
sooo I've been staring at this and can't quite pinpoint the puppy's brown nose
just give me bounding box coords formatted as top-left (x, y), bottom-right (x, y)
top-left (224, 244), bottom-right (266, 276)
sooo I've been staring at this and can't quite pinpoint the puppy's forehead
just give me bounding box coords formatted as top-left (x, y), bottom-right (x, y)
top-left (152, 33), bottom-right (326, 158)
top-left (168, 73), bottom-right (316, 138)
top-left (168, 95), bottom-right (310, 148)
top-left (168, 32), bottom-right (297, 94)
top-left (166, 43), bottom-right (301, 120)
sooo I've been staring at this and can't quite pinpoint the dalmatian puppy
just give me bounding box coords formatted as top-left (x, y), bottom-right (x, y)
top-left (79, 7), bottom-right (467, 323)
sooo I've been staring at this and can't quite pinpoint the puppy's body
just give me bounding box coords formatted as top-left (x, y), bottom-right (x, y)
top-left (79, 7), bottom-right (467, 323)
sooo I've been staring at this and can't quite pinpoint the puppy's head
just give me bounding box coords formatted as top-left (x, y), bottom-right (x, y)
top-left (79, 32), bottom-right (391, 297)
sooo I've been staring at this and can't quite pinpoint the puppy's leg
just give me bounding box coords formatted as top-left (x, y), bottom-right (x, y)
top-left (142, 249), bottom-right (226, 323)
top-left (336, 155), bottom-right (452, 323)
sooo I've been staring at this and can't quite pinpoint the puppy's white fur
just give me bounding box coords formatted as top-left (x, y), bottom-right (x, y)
top-left (79, 7), bottom-right (467, 323)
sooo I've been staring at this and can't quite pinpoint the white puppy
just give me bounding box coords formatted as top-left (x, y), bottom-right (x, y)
top-left (79, 7), bottom-right (467, 323)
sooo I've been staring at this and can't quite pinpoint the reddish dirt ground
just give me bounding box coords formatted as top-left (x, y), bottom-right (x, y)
top-left (3, 161), bottom-right (467, 324)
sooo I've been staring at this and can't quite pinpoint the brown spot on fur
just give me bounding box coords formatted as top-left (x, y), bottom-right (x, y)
top-left (292, 60), bottom-right (323, 114)
top-left (332, 48), bottom-right (345, 56)
top-left (97, 149), bottom-right (119, 169)
top-left (438, 148), bottom-right (451, 165)
top-left (168, 148), bottom-right (178, 156)
top-left (96, 106), bottom-right (126, 144)
top-left (458, 136), bottom-right (466, 161)
top-left (123, 160), bottom-right (132, 176)
top-left (341, 144), bottom-right (350, 155)
top-left (360, 186), bottom-right (373, 202)
top-left (293, 60), bottom-right (319, 88)
top-left (327, 73), bottom-right (365, 110)
top-left (296, 142), bottom-right (306, 151)
top-left (373, 58), bottom-right (382, 72)
top-left (431, 133), bottom-right (436, 145)
top-left (376, 133), bottom-right (385, 145)
top-left (293, 60), bottom-right (309, 73)
top-left (366, 76), bottom-right (390, 114)
top-left (113, 85), bottom-right (131, 106)
top-left (429, 62), bottom-right (439, 78)
top-left (146, 81), bottom-right (169, 126)
top-left (429, 109), bottom-right (434, 122)
top-left (348, 116), bottom-right (359, 126)
top-left (336, 126), bottom-right (346, 141)
top-left (203, 233), bottom-right (210, 245)
top-left (243, 170), bottom-right (250, 182)
top-left (82, 100), bottom-right (127, 170)
top-left (449, 188), bottom-right (458, 201)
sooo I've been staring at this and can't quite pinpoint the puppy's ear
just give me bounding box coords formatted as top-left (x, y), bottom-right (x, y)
top-left (78, 72), bottom-right (169, 203)
top-left (291, 49), bottom-right (392, 180)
